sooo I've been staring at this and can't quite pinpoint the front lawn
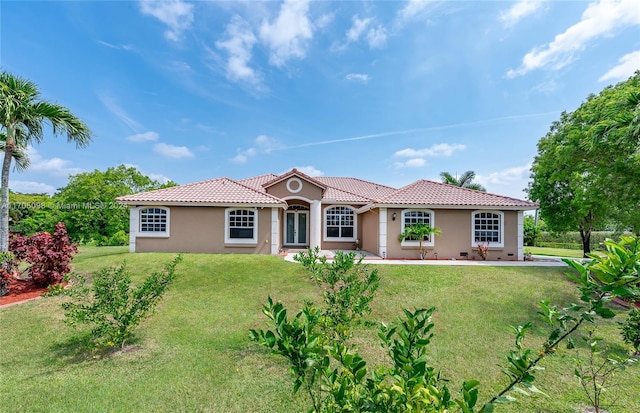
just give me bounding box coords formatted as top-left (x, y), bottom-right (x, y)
top-left (1, 248), bottom-right (637, 412)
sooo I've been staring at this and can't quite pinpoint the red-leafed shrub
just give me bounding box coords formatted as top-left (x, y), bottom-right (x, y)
top-left (9, 222), bottom-right (78, 287)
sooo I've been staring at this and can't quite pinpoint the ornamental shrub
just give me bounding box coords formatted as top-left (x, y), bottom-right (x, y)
top-left (62, 255), bottom-right (182, 349)
top-left (619, 308), bottom-right (640, 355)
top-left (9, 222), bottom-right (78, 287)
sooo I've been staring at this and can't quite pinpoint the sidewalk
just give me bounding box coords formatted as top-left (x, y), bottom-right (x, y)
top-left (283, 251), bottom-right (571, 267)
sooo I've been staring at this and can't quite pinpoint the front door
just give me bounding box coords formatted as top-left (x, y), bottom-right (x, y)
top-left (285, 211), bottom-right (309, 246)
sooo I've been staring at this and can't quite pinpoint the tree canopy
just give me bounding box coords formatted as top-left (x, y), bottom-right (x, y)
top-left (528, 71), bottom-right (640, 256)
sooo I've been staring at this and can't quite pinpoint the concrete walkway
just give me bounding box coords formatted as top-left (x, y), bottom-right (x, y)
top-left (283, 250), bottom-right (571, 267)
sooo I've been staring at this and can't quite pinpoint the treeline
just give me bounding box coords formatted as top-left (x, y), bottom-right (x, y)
top-left (9, 165), bottom-right (176, 245)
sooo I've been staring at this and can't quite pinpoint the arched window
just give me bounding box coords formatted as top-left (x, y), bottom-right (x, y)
top-left (472, 211), bottom-right (503, 247)
top-left (225, 208), bottom-right (258, 244)
top-left (324, 206), bottom-right (356, 241)
top-left (140, 207), bottom-right (169, 233)
top-left (400, 209), bottom-right (435, 246)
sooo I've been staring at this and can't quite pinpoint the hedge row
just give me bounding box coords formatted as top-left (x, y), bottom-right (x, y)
top-left (534, 231), bottom-right (629, 250)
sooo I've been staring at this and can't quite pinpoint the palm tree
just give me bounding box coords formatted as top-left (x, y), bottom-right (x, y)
top-left (398, 222), bottom-right (441, 259)
top-left (0, 71), bottom-right (91, 251)
top-left (440, 170), bottom-right (486, 191)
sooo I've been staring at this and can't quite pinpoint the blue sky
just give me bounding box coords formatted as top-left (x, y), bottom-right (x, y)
top-left (2, 0), bottom-right (639, 200)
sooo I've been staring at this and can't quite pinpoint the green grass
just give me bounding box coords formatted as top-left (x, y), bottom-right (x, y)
top-left (526, 246), bottom-right (587, 258)
top-left (1, 248), bottom-right (638, 413)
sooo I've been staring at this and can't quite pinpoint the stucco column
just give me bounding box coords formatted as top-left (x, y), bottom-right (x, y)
top-left (129, 207), bottom-right (138, 253)
top-left (517, 211), bottom-right (524, 261)
top-left (310, 200), bottom-right (321, 250)
top-left (271, 208), bottom-right (279, 255)
top-left (379, 207), bottom-right (387, 259)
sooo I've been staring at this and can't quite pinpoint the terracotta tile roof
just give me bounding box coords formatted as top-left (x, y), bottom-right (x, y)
top-left (380, 180), bottom-right (538, 208)
top-left (238, 173), bottom-right (278, 191)
top-left (116, 177), bottom-right (286, 205)
top-left (315, 177), bottom-right (397, 202)
top-left (117, 170), bottom-right (536, 210)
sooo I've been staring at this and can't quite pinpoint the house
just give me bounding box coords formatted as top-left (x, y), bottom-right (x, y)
top-left (116, 168), bottom-right (538, 260)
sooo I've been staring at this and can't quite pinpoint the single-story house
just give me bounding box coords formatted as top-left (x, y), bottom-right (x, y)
top-left (116, 168), bottom-right (538, 260)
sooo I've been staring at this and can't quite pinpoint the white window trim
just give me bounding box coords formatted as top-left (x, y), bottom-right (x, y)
top-left (400, 209), bottom-right (435, 248)
top-left (136, 206), bottom-right (170, 238)
top-left (225, 207), bottom-right (258, 244)
top-left (471, 210), bottom-right (504, 248)
top-left (323, 205), bottom-right (357, 242)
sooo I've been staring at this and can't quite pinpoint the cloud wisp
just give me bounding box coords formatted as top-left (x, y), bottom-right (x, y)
top-left (599, 50), bottom-right (640, 83)
top-left (139, 0), bottom-right (194, 41)
top-left (231, 135), bottom-right (283, 164)
top-left (393, 143), bottom-right (466, 169)
top-left (499, 0), bottom-right (543, 27)
top-left (153, 143), bottom-right (195, 159)
top-left (507, 0), bottom-right (640, 78)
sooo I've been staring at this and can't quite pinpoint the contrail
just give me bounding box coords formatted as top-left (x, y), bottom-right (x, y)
top-left (281, 111), bottom-right (558, 150)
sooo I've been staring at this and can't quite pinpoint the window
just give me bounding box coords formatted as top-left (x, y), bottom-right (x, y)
top-left (140, 207), bottom-right (168, 233)
top-left (400, 209), bottom-right (435, 246)
top-left (324, 206), bottom-right (355, 240)
top-left (225, 208), bottom-right (257, 244)
top-left (472, 211), bottom-right (503, 247)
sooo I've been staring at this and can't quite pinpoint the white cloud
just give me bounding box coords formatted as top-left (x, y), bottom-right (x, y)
top-left (216, 15), bottom-right (261, 85)
top-left (126, 131), bottom-right (159, 143)
top-left (599, 50), bottom-right (640, 82)
top-left (347, 16), bottom-right (372, 42)
top-left (26, 146), bottom-right (83, 177)
top-left (499, 0), bottom-right (543, 27)
top-left (343, 15), bottom-right (387, 49)
top-left (476, 164), bottom-right (531, 199)
top-left (9, 180), bottom-right (56, 195)
top-left (394, 143), bottom-right (466, 158)
top-left (366, 25), bottom-right (388, 48)
top-left (397, 0), bottom-right (434, 21)
top-left (345, 73), bottom-right (370, 83)
top-left (507, 0), bottom-right (640, 78)
top-left (231, 135), bottom-right (282, 164)
top-left (259, 0), bottom-right (313, 67)
top-left (153, 143), bottom-right (195, 159)
top-left (291, 166), bottom-right (324, 176)
top-left (394, 158), bottom-right (427, 169)
top-left (139, 0), bottom-right (194, 41)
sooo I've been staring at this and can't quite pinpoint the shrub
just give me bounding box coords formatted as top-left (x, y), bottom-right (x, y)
top-left (619, 308), bottom-right (640, 355)
top-left (9, 222), bottom-right (78, 287)
top-left (62, 255), bottom-right (182, 349)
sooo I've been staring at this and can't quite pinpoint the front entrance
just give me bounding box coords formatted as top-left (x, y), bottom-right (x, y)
top-left (284, 210), bottom-right (309, 246)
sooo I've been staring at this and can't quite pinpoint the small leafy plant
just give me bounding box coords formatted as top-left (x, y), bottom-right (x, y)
top-left (398, 222), bottom-right (442, 259)
top-left (574, 329), bottom-right (635, 413)
top-left (62, 255), bottom-right (182, 349)
top-left (476, 242), bottom-right (489, 260)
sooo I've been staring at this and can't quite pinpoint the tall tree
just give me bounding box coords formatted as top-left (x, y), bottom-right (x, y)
top-left (54, 165), bottom-right (176, 244)
top-left (439, 170), bottom-right (486, 191)
top-left (0, 71), bottom-right (91, 251)
top-left (527, 72), bottom-right (639, 255)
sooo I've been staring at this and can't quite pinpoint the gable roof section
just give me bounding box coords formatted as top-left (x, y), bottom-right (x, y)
top-left (116, 177), bottom-right (286, 207)
top-left (262, 168), bottom-right (327, 191)
top-left (238, 173), bottom-right (278, 191)
top-left (378, 180), bottom-right (538, 209)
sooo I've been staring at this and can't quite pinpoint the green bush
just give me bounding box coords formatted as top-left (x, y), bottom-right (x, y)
top-left (619, 308), bottom-right (640, 355)
top-left (62, 255), bottom-right (182, 349)
top-left (536, 231), bottom-right (632, 249)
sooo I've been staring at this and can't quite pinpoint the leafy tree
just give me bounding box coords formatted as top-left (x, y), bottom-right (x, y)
top-left (523, 215), bottom-right (541, 246)
top-left (0, 71), bottom-right (91, 252)
top-left (8, 191), bottom-right (57, 235)
top-left (440, 170), bottom-right (486, 191)
top-left (53, 165), bottom-right (176, 244)
top-left (589, 71), bottom-right (640, 234)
